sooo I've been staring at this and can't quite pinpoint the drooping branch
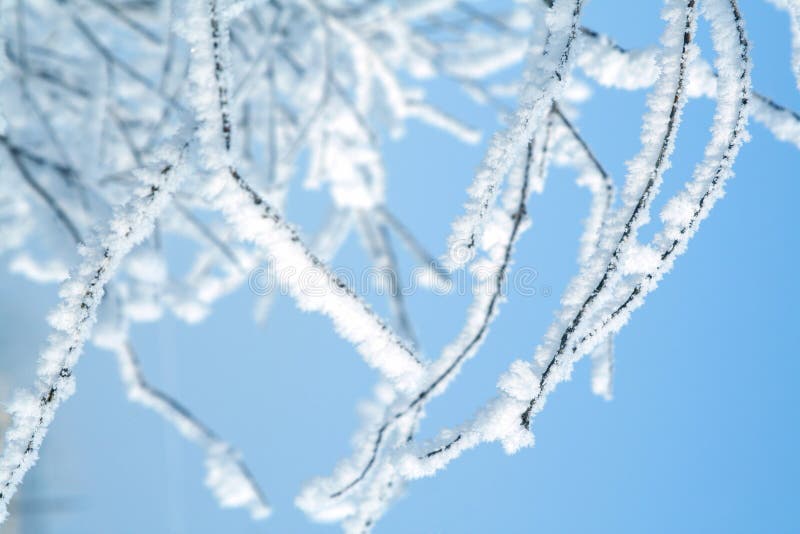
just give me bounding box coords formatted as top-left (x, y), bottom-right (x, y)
top-left (378, 0), bottom-right (699, 481)
top-left (520, 0), bottom-right (698, 429)
top-left (298, 122), bottom-right (551, 528)
top-left (395, 0), bottom-right (749, 487)
top-left (106, 337), bottom-right (270, 518)
top-left (550, 0), bottom-right (752, 392)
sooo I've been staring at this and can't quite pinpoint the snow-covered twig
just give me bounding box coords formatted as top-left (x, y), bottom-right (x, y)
top-left (381, 0), bottom-right (701, 481)
top-left (574, 8), bottom-right (799, 149)
top-left (0, 141), bottom-right (188, 522)
top-left (392, 0), bottom-right (750, 487)
top-left (105, 337), bottom-right (270, 519)
top-left (185, 0), bottom-right (424, 391)
top-left (520, 0), bottom-right (699, 430)
top-left (548, 0), bottom-right (751, 392)
top-left (445, 0), bottom-right (584, 269)
top-left (298, 124), bottom-right (550, 530)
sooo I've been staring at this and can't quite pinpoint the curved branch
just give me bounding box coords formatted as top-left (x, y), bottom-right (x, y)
top-left (111, 339), bottom-right (270, 518)
top-left (521, 0), bottom-right (697, 428)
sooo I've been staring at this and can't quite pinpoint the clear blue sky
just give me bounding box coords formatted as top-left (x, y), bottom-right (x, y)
top-left (1, 0), bottom-right (798, 532)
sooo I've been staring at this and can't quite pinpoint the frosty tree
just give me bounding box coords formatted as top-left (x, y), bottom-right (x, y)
top-left (0, 0), bottom-right (796, 531)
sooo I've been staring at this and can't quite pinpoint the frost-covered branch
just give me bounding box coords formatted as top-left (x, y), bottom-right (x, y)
top-left (0, 142), bottom-right (187, 522)
top-left (391, 0), bottom-right (749, 487)
top-left (445, 0), bottom-right (584, 269)
top-left (520, 0), bottom-right (699, 430)
top-left (99, 334), bottom-right (270, 519)
top-left (298, 119), bottom-right (553, 530)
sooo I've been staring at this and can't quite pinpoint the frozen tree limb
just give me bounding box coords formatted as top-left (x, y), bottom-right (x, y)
top-left (184, 0), bottom-right (424, 391)
top-left (546, 108), bottom-right (617, 398)
top-left (384, 0), bottom-right (701, 479)
top-left (445, 0), bottom-right (585, 270)
top-left (0, 141), bottom-right (188, 522)
top-left (390, 0), bottom-right (749, 489)
top-left (574, 8), bottom-right (800, 149)
top-left (298, 123), bottom-right (552, 531)
top-left (103, 336), bottom-right (270, 519)
top-left (519, 0), bottom-right (700, 431)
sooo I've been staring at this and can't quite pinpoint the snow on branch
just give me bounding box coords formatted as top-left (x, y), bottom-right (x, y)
top-left (444, 0), bottom-right (584, 270)
top-left (574, 8), bottom-right (800, 149)
top-left (385, 0), bottom-right (750, 494)
top-left (183, 0), bottom-right (424, 391)
top-left (563, 0), bottom-right (752, 375)
top-left (107, 336), bottom-right (270, 519)
top-left (375, 0), bottom-right (704, 481)
top-left (298, 130), bottom-right (551, 530)
top-left (0, 140), bottom-right (188, 522)
top-left (519, 0), bottom-right (699, 430)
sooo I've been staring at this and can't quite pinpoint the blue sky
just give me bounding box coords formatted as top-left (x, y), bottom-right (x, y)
top-left (1, 0), bottom-right (799, 532)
